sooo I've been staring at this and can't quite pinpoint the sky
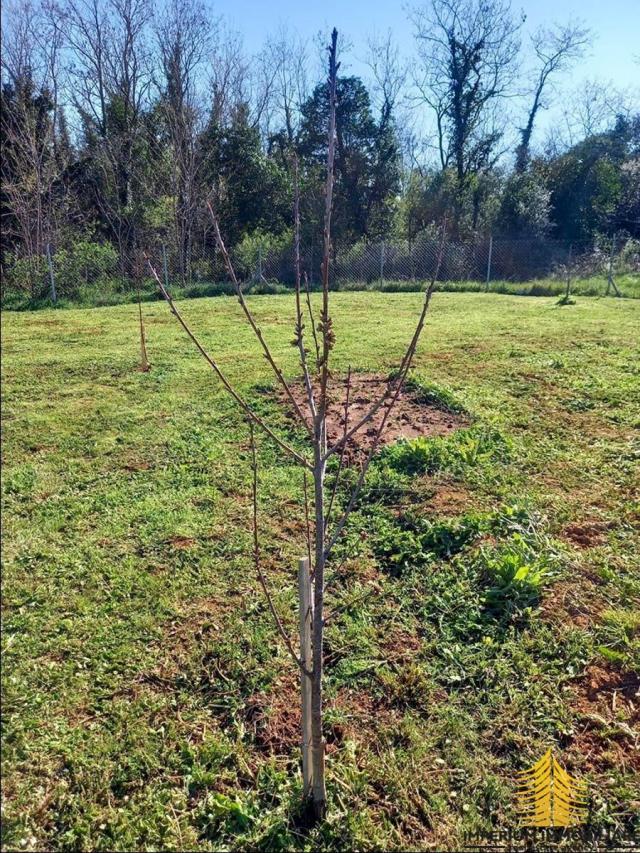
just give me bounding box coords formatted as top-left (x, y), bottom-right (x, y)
top-left (218, 0), bottom-right (639, 113)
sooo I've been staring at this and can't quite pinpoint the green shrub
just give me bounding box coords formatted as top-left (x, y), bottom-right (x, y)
top-left (2, 254), bottom-right (49, 300)
top-left (53, 241), bottom-right (119, 299)
top-left (234, 229), bottom-right (292, 280)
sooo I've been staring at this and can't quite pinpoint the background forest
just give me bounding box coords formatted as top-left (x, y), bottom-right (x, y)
top-left (1, 0), bottom-right (639, 306)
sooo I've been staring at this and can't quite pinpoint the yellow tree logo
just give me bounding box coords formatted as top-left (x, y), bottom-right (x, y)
top-left (516, 748), bottom-right (588, 827)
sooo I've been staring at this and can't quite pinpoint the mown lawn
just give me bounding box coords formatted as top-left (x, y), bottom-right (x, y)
top-left (2, 291), bottom-right (639, 851)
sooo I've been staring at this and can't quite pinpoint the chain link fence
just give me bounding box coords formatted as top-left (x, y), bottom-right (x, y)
top-left (144, 232), bottom-right (640, 299)
top-left (2, 232), bottom-right (639, 307)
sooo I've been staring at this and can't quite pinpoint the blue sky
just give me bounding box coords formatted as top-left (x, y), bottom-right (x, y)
top-left (219, 0), bottom-right (639, 91)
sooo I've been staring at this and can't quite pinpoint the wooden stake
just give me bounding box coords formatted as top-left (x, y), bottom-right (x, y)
top-left (298, 556), bottom-right (313, 798)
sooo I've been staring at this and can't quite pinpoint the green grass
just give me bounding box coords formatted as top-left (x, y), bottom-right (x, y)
top-left (4, 271), bottom-right (639, 311)
top-left (2, 291), bottom-right (639, 851)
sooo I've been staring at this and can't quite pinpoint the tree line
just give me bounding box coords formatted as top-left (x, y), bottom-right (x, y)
top-left (1, 0), bottom-right (639, 300)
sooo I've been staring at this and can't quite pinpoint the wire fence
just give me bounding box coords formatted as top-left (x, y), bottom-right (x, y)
top-left (3, 232), bottom-right (639, 306)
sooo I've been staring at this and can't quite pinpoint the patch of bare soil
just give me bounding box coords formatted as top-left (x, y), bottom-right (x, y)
top-left (567, 664), bottom-right (640, 773)
top-left (168, 535), bottom-right (197, 550)
top-left (242, 677), bottom-right (406, 758)
top-left (243, 673), bottom-right (300, 755)
top-left (423, 482), bottom-right (475, 516)
top-left (563, 519), bottom-right (614, 549)
top-left (122, 459), bottom-right (151, 472)
top-left (283, 373), bottom-right (468, 463)
top-left (540, 578), bottom-right (607, 630)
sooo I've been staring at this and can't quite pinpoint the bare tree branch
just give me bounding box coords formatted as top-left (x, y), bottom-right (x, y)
top-left (145, 255), bottom-right (311, 468)
top-left (324, 223), bottom-right (448, 559)
top-left (207, 202), bottom-right (313, 435)
top-left (303, 272), bottom-right (321, 368)
top-left (292, 157), bottom-right (317, 422)
top-left (515, 20), bottom-right (590, 172)
top-left (249, 421), bottom-right (310, 676)
top-left (324, 365), bottom-right (351, 530)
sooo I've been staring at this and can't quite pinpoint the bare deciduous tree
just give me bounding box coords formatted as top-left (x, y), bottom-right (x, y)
top-left (1, 0), bottom-right (67, 295)
top-left (409, 0), bottom-right (522, 210)
top-left (515, 21), bottom-right (590, 172)
top-left (62, 0), bottom-right (153, 261)
top-left (259, 25), bottom-right (309, 148)
top-left (556, 79), bottom-right (639, 150)
top-left (154, 0), bottom-right (213, 282)
top-left (365, 29), bottom-right (407, 124)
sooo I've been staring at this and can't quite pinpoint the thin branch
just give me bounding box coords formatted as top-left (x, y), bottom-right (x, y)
top-left (249, 421), bottom-right (311, 677)
top-left (317, 28), bottom-right (339, 456)
top-left (324, 366), bottom-right (351, 530)
top-left (304, 272), bottom-right (321, 368)
top-left (323, 229), bottom-right (447, 463)
top-left (292, 157), bottom-right (317, 422)
top-left (145, 256), bottom-right (311, 469)
top-left (207, 202), bottom-right (312, 435)
top-left (323, 224), bottom-right (448, 559)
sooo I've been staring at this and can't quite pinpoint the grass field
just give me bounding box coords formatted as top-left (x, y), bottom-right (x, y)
top-left (2, 291), bottom-right (639, 851)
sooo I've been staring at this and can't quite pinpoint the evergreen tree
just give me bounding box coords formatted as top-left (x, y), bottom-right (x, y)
top-left (200, 103), bottom-right (289, 247)
top-left (298, 76), bottom-right (400, 244)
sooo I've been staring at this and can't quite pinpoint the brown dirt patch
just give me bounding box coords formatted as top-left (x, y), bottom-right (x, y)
top-left (573, 665), bottom-right (639, 718)
top-left (168, 535), bottom-right (197, 550)
top-left (243, 673), bottom-right (300, 755)
top-left (563, 519), bottom-right (613, 549)
top-left (284, 373), bottom-right (468, 463)
top-left (242, 678), bottom-right (405, 757)
top-left (567, 664), bottom-right (640, 773)
top-left (122, 459), bottom-right (151, 472)
top-left (424, 482), bottom-right (475, 515)
top-left (540, 578), bottom-right (607, 629)
top-left (328, 688), bottom-right (401, 748)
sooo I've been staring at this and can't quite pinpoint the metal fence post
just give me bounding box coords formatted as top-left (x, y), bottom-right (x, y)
top-left (162, 244), bottom-right (169, 291)
top-left (380, 241), bottom-right (385, 284)
top-left (606, 233), bottom-right (621, 297)
top-left (485, 235), bottom-right (493, 292)
top-left (46, 243), bottom-right (57, 303)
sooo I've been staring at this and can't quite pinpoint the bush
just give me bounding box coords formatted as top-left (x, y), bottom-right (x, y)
top-left (2, 254), bottom-right (49, 301)
top-left (234, 229), bottom-right (292, 281)
top-left (52, 241), bottom-right (119, 300)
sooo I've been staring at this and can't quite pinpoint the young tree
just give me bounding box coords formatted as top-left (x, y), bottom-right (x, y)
top-left (147, 29), bottom-right (447, 819)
